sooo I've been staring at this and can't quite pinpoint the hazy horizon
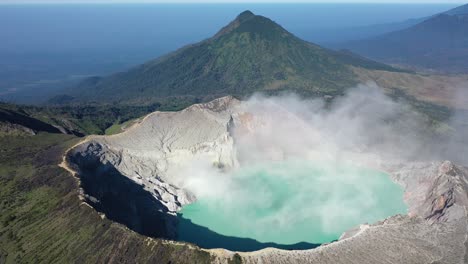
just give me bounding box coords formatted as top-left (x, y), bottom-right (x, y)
top-left (0, 2), bottom-right (460, 103)
top-left (0, 0), bottom-right (466, 4)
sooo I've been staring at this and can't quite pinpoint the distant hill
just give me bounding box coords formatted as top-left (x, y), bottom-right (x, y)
top-left (338, 4), bottom-right (468, 73)
top-left (322, 17), bottom-right (427, 45)
top-left (66, 11), bottom-right (401, 105)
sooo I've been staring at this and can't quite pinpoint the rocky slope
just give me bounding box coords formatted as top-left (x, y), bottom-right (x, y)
top-left (66, 97), bottom-right (468, 263)
top-left (67, 97), bottom-right (240, 238)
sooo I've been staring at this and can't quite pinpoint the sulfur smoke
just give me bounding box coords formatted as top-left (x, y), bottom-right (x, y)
top-left (172, 82), bottom-right (468, 243)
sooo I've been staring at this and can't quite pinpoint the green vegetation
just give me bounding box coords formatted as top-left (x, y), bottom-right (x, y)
top-left (104, 121), bottom-right (125, 135)
top-left (0, 107), bottom-right (62, 136)
top-left (22, 104), bottom-right (161, 135)
top-left (0, 99), bottom-right (198, 136)
top-left (105, 117), bottom-right (142, 135)
top-left (0, 10), bottom-right (462, 263)
top-left (0, 133), bottom-right (213, 263)
top-left (69, 11), bottom-right (401, 104)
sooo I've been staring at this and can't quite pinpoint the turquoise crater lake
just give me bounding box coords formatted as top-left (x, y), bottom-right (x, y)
top-left (177, 160), bottom-right (407, 251)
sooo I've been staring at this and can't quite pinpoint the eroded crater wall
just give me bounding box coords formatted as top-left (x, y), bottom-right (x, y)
top-left (66, 96), bottom-right (468, 263)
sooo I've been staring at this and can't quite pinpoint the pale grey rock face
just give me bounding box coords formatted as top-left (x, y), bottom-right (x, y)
top-left (69, 96), bottom-right (240, 214)
top-left (67, 96), bottom-right (468, 263)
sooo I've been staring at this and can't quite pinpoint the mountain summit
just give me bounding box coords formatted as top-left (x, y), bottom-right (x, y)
top-left (214, 10), bottom-right (289, 39)
top-left (237, 10), bottom-right (255, 20)
top-left (70, 11), bottom-right (398, 104)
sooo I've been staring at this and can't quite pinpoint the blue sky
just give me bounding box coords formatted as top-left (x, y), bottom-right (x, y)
top-left (0, 0), bottom-right (466, 3)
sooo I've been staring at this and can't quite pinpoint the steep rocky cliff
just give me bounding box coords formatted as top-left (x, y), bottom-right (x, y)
top-left (66, 96), bottom-right (468, 263)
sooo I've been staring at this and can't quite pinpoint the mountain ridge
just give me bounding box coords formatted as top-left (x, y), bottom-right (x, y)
top-left (444, 3), bottom-right (468, 15)
top-left (64, 11), bottom-right (401, 105)
top-left (338, 3), bottom-right (468, 73)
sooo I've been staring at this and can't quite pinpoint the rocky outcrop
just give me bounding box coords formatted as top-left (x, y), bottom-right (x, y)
top-left (0, 121), bottom-right (36, 136)
top-left (231, 161), bottom-right (467, 264)
top-left (67, 96), bottom-right (240, 218)
top-left (390, 161), bottom-right (468, 223)
top-left (66, 96), bottom-right (468, 263)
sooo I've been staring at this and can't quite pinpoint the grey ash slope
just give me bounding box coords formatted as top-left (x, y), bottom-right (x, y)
top-left (69, 11), bottom-right (400, 104)
top-left (339, 4), bottom-right (468, 73)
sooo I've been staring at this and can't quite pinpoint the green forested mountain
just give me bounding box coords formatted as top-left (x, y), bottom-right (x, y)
top-left (67, 11), bottom-right (399, 104)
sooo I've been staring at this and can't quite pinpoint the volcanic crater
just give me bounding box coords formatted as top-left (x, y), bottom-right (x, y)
top-left (64, 96), bottom-right (468, 263)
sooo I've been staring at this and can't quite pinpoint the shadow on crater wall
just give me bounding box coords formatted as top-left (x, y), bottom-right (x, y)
top-left (68, 148), bottom-right (177, 239)
top-left (68, 144), bottom-right (321, 251)
top-left (177, 215), bottom-right (320, 252)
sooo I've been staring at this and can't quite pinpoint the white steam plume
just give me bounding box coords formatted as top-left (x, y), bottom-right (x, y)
top-left (172, 82), bottom-right (467, 243)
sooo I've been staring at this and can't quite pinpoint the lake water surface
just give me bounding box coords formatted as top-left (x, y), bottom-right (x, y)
top-left (178, 160), bottom-right (407, 250)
